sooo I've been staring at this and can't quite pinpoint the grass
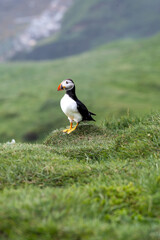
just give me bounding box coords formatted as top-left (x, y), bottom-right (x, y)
top-left (0, 112), bottom-right (160, 239)
top-left (0, 34), bottom-right (160, 142)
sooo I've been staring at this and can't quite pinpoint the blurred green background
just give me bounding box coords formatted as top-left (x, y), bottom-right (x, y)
top-left (0, 0), bottom-right (159, 143)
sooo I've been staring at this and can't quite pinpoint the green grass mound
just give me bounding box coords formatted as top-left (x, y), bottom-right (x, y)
top-left (0, 143), bottom-right (103, 189)
top-left (45, 123), bottom-right (105, 146)
top-left (0, 113), bottom-right (160, 240)
top-left (44, 113), bottom-right (159, 162)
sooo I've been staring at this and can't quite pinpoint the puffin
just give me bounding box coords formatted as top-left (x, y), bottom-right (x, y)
top-left (57, 79), bottom-right (96, 134)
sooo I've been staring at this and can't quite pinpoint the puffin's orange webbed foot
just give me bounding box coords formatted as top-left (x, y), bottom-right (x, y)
top-left (62, 122), bottom-right (73, 133)
top-left (67, 123), bottom-right (79, 134)
top-left (62, 129), bottom-right (70, 133)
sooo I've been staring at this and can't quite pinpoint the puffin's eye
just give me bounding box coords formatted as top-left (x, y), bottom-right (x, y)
top-left (66, 81), bottom-right (68, 84)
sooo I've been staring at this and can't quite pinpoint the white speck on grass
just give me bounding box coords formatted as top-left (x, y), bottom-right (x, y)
top-left (7, 139), bottom-right (16, 145)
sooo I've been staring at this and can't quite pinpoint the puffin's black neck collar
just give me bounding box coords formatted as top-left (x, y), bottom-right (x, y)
top-left (66, 86), bottom-right (77, 101)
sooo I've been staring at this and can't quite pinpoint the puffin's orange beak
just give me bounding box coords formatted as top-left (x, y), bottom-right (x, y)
top-left (57, 83), bottom-right (64, 91)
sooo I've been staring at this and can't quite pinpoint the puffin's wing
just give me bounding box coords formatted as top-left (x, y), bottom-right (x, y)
top-left (76, 99), bottom-right (96, 121)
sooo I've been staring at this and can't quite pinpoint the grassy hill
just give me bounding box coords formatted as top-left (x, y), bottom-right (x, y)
top-left (0, 34), bottom-right (160, 142)
top-left (0, 112), bottom-right (160, 239)
top-left (12, 0), bottom-right (160, 60)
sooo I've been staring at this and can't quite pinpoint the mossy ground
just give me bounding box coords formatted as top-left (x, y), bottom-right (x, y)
top-left (0, 113), bottom-right (160, 240)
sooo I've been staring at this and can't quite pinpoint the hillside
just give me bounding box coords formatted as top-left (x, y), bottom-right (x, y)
top-left (0, 34), bottom-right (160, 142)
top-left (12, 0), bottom-right (160, 61)
top-left (0, 113), bottom-right (160, 239)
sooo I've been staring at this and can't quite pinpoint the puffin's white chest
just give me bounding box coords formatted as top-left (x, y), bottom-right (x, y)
top-left (60, 94), bottom-right (82, 122)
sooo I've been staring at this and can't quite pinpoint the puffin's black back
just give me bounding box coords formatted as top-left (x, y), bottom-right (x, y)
top-left (66, 80), bottom-right (96, 122)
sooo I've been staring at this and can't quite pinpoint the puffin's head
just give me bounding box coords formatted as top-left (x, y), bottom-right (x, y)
top-left (57, 79), bottom-right (75, 91)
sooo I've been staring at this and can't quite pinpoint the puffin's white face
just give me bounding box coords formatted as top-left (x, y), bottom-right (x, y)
top-left (57, 79), bottom-right (75, 91)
